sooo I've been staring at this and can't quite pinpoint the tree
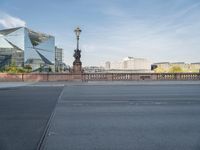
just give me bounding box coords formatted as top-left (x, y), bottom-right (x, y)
top-left (169, 66), bottom-right (183, 73)
top-left (4, 63), bottom-right (31, 73)
top-left (154, 67), bottom-right (167, 73)
top-left (24, 65), bottom-right (32, 72)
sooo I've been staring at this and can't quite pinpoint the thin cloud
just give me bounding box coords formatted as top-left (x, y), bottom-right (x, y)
top-left (103, 7), bottom-right (127, 17)
top-left (0, 12), bottom-right (26, 28)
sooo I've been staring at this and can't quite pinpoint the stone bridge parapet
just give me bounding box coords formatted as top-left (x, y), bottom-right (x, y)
top-left (0, 73), bottom-right (199, 82)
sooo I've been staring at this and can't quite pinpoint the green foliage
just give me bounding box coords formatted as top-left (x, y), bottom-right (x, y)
top-left (154, 67), bottom-right (167, 73)
top-left (48, 67), bottom-right (52, 72)
top-left (24, 65), bottom-right (32, 72)
top-left (5, 66), bottom-right (24, 73)
top-left (169, 66), bottom-right (183, 73)
top-left (3, 63), bottom-right (32, 73)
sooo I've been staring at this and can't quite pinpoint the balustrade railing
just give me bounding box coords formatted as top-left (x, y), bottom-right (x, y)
top-left (83, 73), bottom-right (200, 81)
top-left (0, 73), bottom-right (199, 82)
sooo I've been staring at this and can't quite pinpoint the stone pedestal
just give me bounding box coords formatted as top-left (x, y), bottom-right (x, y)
top-left (73, 61), bottom-right (82, 74)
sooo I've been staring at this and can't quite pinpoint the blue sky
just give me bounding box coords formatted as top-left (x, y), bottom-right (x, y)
top-left (0, 0), bottom-right (200, 66)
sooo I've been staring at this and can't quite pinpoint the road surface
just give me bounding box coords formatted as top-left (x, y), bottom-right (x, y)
top-left (1, 81), bottom-right (200, 150)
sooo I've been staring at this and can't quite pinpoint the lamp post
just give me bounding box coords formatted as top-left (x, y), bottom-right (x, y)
top-left (74, 27), bottom-right (81, 50)
top-left (73, 27), bottom-right (82, 73)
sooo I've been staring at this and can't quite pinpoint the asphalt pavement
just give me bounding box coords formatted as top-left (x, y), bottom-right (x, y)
top-left (43, 82), bottom-right (200, 150)
top-left (1, 81), bottom-right (200, 150)
top-left (0, 86), bottom-right (63, 150)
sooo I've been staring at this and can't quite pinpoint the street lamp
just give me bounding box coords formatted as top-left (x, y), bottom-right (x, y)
top-left (73, 27), bottom-right (82, 73)
top-left (74, 27), bottom-right (82, 50)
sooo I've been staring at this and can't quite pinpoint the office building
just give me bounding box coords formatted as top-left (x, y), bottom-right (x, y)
top-left (152, 62), bottom-right (200, 72)
top-left (106, 57), bottom-right (151, 71)
top-left (55, 47), bottom-right (64, 72)
top-left (0, 27), bottom-right (55, 71)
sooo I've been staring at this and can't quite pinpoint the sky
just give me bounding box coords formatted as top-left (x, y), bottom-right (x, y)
top-left (0, 0), bottom-right (200, 66)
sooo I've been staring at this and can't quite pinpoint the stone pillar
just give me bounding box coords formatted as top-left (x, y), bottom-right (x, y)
top-left (73, 61), bottom-right (82, 74)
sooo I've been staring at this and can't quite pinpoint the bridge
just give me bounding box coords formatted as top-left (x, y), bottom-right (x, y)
top-left (0, 72), bottom-right (199, 82)
top-left (83, 73), bottom-right (200, 81)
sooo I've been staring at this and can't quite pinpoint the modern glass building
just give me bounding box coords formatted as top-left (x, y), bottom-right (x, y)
top-left (0, 27), bottom-right (55, 71)
top-left (55, 46), bottom-right (64, 72)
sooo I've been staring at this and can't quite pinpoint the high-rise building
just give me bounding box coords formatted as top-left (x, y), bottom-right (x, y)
top-left (0, 27), bottom-right (55, 71)
top-left (55, 47), bottom-right (63, 72)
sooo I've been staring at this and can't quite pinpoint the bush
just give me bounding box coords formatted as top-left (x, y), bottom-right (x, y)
top-left (169, 66), bottom-right (183, 73)
top-left (154, 67), bottom-right (167, 73)
top-left (24, 65), bottom-right (32, 72)
top-left (4, 64), bottom-right (31, 73)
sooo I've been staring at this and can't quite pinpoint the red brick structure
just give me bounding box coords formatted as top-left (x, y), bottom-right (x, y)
top-left (0, 73), bottom-right (199, 82)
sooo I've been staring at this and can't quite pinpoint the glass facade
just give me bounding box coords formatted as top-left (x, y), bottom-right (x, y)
top-left (55, 47), bottom-right (63, 72)
top-left (0, 27), bottom-right (55, 71)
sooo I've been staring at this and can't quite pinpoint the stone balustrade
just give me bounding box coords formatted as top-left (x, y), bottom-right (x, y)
top-left (83, 73), bottom-right (200, 81)
top-left (0, 73), bottom-right (199, 82)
